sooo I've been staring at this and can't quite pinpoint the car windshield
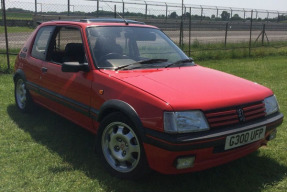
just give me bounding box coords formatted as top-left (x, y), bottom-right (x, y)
top-left (87, 26), bottom-right (192, 70)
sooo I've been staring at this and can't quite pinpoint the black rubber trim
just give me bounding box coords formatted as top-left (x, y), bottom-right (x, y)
top-left (144, 112), bottom-right (283, 151)
top-left (24, 82), bottom-right (144, 139)
top-left (24, 82), bottom-right (144, 138)
top-left (97, 99), bottom-right (145, 139)
top-left (13, 69), bottom-right (27, 82)
top-left (90, 108), bottom-right (100, 120)
top-left (25, 81), bottom-right (99, 117)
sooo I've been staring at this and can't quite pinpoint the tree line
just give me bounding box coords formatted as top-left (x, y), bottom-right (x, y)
top-left (3, 8), bottom-right (287, 22)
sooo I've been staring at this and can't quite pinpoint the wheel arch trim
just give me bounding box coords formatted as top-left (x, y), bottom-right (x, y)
top-left (97, 99), bottom-right (145, 139)
top-left (13, 69), bottom-right (27, 82)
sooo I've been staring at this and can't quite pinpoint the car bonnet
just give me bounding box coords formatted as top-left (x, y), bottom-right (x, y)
top-left (101, 65), bottom-right (273, 111)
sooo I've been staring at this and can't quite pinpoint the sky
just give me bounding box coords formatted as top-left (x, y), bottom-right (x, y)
top-left (161, 0), bottom-right (287, 11)
top-left (10, 0), bottom-right (287, 12)
top-left (33, 0), bottom-right (287, 11)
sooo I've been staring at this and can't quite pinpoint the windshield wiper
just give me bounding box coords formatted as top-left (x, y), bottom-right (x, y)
top-left (164, 58), bottom-right (194, 68)
top-left (115, 59), bottom-right (168, 70)
top-left (137, 58), bottom-right (168, 64)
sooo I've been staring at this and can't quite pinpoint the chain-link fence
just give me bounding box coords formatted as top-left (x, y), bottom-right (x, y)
top-left (1, 0), bottom-right (287, 72)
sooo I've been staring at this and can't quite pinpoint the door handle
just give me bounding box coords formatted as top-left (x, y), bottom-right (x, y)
top-left (41, 67), bottom-right (48, 73)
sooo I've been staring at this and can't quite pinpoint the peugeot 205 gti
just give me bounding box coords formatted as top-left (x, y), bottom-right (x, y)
top-left (14, 19), bottom-right (283, 178)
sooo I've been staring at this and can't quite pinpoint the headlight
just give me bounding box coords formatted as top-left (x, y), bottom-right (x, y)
top-left (264, 95), bottom-right (279, 116)
top-left (164, 111), bottom-right (210, 133)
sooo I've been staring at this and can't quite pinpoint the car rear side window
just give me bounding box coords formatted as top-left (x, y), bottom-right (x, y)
top-left (47, 27), bottom-right (85, 64)
top-left (31, 26), bottom-right (54, 60)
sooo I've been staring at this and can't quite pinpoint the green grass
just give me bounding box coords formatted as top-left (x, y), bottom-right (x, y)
top-left (0, 55), bottom-right (287, 191)
top-left (183, 41), bottom-right (287, 61)
top-left (0, 26), bottom-right (34, 34)
top-left (0, 54), bottom-right (17, 73)
top-left (2, 12), bottom-right (33, 20)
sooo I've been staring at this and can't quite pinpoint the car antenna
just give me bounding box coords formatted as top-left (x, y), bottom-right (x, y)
top-left (103, 1), bottom-right (129, 25)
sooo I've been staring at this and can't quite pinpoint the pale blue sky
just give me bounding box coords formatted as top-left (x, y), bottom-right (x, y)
top-left (15, 0), bottom-right (287, 12)
top-left (162, 0), bottom-right (287, 11)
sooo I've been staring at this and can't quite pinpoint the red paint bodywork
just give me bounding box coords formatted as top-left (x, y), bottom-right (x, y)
top-left (14, 20), bottom-right (283, 175)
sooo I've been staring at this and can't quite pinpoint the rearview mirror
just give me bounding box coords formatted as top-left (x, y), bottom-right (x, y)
top-left (61, 62), bottom-right (90, 72)
top-left (125, 31), bottom-right (156, 41)
top-left (136, 32), bottom-right (156, 41)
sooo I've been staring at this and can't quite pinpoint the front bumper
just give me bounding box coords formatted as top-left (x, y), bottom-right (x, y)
top-left (143, 112), bottom-right (283, 174)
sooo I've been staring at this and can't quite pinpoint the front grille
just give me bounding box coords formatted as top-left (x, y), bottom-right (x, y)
top-left (205, 101), bottom-right (266, 128)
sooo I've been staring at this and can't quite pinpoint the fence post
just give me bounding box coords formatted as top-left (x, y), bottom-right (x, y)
top-left (96, 0), bottom-right (99, 17)
top-left (243, 9), bottom-right (246, 20)
top-left (249, 10), bottom-right (253, 56)
top-left (262, 24), bottom-right (266, 45)
top-left (165, 3), bottom-right (168, 20)
top-left (216, 7), bottom-right (218, 18)
top-left (225, 22), bottom-right (228, 48)
top-left (200, 6), bottom-right (203, 21)
top-left (1, 0), bottom-right (10, 71)
top-left (35, 0), bottom-right (37, 15)
top-left (180, 0), bottom-right (184, 48)
top-left (188, 7), bottom-right (191, 57)
top-left (145, 2), bottom-right (147, 19)
top-left (122, 1), bottom-right (125, 18)
top-left (178, 0), bottom-right (183, 48)
top-left (114, 4), bottom-right (116, 18)
top-left (67, 0), bottom-right (70, 16)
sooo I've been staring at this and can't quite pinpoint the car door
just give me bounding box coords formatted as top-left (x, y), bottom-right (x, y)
top-left (39, 25), bottom-right (93, 131)
top-left (25, 26), bottom-right (55, 102)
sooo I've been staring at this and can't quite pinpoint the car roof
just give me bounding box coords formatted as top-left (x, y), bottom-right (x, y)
top-left (39, 18), bottom-right (158, 29)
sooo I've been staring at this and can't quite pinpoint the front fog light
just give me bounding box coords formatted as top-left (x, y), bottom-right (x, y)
top-left (268, 130), bottom-right (277, 141)
top-left (176, 156), bottom-right (195, 169)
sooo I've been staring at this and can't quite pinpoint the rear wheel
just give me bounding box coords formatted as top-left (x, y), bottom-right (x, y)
top-left (97, 112), bottom-right (149, 179)
top-left (14, 77), bottom-right (34, 112)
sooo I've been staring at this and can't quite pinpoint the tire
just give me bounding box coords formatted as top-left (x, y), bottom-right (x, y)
top-left (14, 77), bottom-right (34, 112)
top-left (97, 112), bottom-right (149, 179)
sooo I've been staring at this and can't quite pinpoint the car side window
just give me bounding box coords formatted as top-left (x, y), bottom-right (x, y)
top-left (47, 26), bottom-right (86, 64)
top-left (31, 26), bottom-right (55, 60)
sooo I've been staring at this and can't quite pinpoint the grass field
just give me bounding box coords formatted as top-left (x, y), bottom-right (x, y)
top-left (0, 56), bottom-right (286, 192)
top-left (2, 12), bottom-right (33, 20)
top-left (0, 26), bottom-right (34, 34)
top-left (184, 41), bottom-right (287, 61)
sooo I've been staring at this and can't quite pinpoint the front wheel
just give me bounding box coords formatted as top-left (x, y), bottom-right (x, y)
top-left (97, 112), bottom-right (149, 179)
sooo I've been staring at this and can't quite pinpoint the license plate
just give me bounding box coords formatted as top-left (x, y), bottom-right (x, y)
top-left (225, 126), bottom-right (266, 150)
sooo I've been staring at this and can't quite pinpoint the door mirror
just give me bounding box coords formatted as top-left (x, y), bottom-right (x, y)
top-left (61, 62), bottom-right (90, 72)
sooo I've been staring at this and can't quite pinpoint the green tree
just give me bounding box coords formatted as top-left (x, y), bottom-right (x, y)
top-left (169, 11), bottom-right (178, 19)
top-left (221, 11), bottom-right (230, 21)
top-left (231, 14), bottom-right (241, 20)
top-left (183, 12), bottom-right (191, 18)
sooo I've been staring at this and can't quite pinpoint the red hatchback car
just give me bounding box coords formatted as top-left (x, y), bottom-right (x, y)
top-left (14, 19), bottom-right (283, 178)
